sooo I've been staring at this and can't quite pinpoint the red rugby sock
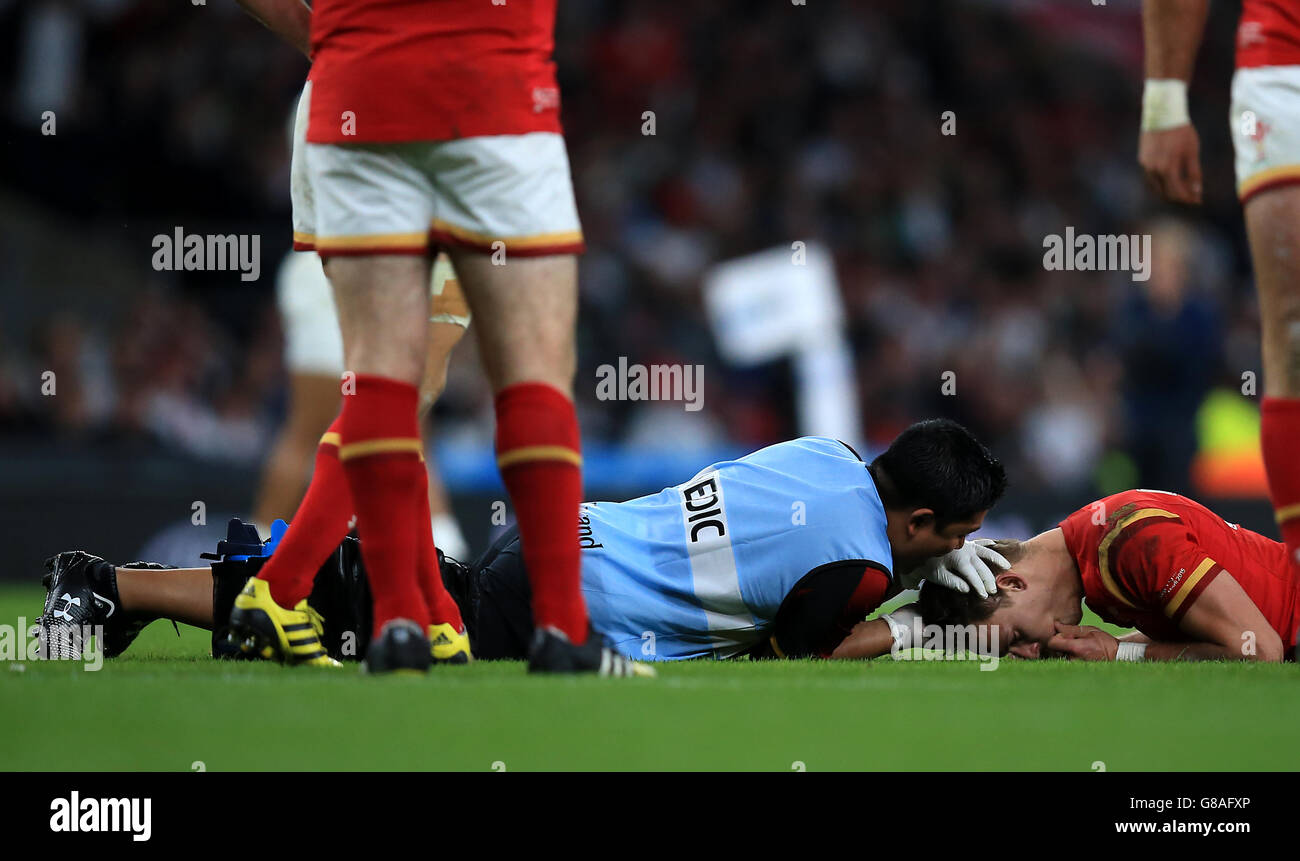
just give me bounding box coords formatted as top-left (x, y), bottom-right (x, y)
top-left (261, 415), bottom-right (354, 609)
top-left (338, 374), bottom-right (429, 632)
top-left (1262, 397), bottom-right (1300, 571)
top-left (495, 382), bottom-right (588, 643)
top-left (416, 466), bottom-right (464, 629)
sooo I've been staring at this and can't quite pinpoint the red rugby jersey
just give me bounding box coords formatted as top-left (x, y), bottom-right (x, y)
top-left (1238, 0), bottom-right (1300, 68)
top-left (1059, 490), bottom-right (1297, 647)
top-left (307, 0), bottom-right (564, 144)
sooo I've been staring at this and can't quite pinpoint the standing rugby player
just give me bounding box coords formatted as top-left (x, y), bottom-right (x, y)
top-left (1139, 0), bottom-right (1300, 621)
top-left (223, 0), bottom-right (473, 670)
top-left (241, 0), bottom-right (637, 674)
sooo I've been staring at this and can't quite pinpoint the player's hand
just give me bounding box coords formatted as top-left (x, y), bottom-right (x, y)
top-left (1138, 124), bottom-right (1203, 205)
top-left (1047, 622), bottom-right (1119, 661)
top-left (898, 538), bottom-right (1009, 598)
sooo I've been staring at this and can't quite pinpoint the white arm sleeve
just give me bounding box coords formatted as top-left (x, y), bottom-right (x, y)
top-left (880, 605), bottom-right (922, 651)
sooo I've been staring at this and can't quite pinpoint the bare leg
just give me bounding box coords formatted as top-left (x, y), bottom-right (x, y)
top-left (331, 255), bottom-right (431, 383)
top-left (421, 319), bottom-right (470, 558)
top-left (419, 319), bottom-right (465, 412)
top-left (448, 254), bottom-right (576, 394)
top-left (424, 448), bottom-right (466, 558)
top-left (251, 372), bottom-right (342, 527)
top-left (112, 298), bottom-right (466, 643)
top-left (1246, 188), bottom-right (1300, 398)
top-left (328, 254), bottom-right (437, 633)
top-left (447, 251), bottom-right (588, 645)
top-left (1246, 186), bottom-right (1300, 589)
top-left (116, 567), bottom-right (215, 630)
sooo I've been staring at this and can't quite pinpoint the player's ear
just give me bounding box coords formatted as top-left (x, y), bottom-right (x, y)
top-left (907, 508), bottom-right (936, 535)
top-left (996, 572), bottom-right (1027, 592)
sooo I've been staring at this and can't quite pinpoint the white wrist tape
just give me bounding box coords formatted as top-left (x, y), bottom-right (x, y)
top-left (1116, 641), bottom-right (1148, 662)
top-left (882, 606), bottom-right (922, 651)
top-left (1141, 79), bottom-right (1190, 131)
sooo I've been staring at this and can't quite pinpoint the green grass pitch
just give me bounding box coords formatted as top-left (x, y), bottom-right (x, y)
top-left (1, 583), bottom-right (1296, 771)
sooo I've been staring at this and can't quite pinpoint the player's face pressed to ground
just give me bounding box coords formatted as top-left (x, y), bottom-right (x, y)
top-left (980, 569), bottom-right (1085, 659)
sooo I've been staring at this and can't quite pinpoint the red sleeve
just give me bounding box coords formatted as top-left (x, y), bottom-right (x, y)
top-left (835, 566), bottom-right (891, 639)
top-left (1107, 516), bottom-right (1224, 624)
top-left (766, 563), bottom-right (891, 659)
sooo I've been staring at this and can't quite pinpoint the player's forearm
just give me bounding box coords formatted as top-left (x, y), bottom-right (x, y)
top-left (235, 0), bottom-right (312, 57)
top-left (828, 618), bottom-right (896, 660)
top-left (1142, 0), bottom-right (1209, 81)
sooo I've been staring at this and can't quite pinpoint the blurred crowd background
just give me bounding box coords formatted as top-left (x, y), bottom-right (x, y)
top-left (0, 0), bottom-right (1273, 564)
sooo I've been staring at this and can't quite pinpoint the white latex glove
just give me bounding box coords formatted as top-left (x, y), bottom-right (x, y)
top-left (881, 605), bottom-right (922, 652)
top-left (898, 538), bottom-right (1009, 598)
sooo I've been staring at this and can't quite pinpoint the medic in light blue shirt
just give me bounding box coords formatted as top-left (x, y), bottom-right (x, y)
top-left (457, 419), bottom-right (1007, 661)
